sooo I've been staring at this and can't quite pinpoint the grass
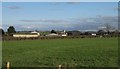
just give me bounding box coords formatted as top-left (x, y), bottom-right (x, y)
top-left (2, 37), bottom-right (118, 67)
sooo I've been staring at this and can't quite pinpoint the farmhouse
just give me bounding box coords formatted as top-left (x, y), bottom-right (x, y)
top-left (13, 31), bottom-right (40, 38)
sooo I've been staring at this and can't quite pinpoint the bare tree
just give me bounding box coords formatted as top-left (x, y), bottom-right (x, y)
top-left (104, 23), bottom-right (115, 33)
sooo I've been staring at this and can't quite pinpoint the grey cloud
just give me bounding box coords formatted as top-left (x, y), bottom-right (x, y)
top-left (75, 16), bottom-right (118, 24)
top-left (110, 6), bottom-right (120, 11)
top-left (74, 15), bottom-right (118, 30)
top-left (20, 19), bottom-right (69, 23)
top-left (6, 6), bottom-right (22, 9)
top-left (17, 15), bottom-right (118, 31)
top-left (95, 6), bottom-right (118, 11)
top-left (51, 2), bottom-right (80, 5)
top-left (66, 2), bottom-right (80, 4)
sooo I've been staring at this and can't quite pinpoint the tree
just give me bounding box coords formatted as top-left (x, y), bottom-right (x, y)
top-left (0, 29), bottom-right (5, 36)
top-left (51, 30), bottom-right (56, 34)
top-left (84, 32), bottom-right (91, 35)
top-left (97, 30), bottom-right (106, 35)
top-left (104, 23), bottom-right (115, 34)
top-left (7, 26), bottom-right (16, 35)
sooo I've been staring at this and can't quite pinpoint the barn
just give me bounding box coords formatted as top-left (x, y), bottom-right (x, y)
top-left (13, 31), bottom-right (40, 38)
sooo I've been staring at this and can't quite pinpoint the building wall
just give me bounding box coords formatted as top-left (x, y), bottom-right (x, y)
top-left (61, 34), bottom-right (67, 36)
top-left (13, 34), bottom-right (39, 38)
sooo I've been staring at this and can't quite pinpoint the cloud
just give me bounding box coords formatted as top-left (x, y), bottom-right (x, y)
top-left (51, 2), bottom-right (80, 5)
top-left (66, 2), bottom-right (80, 4)
top-left (111, 7), bottom-right (119, 11)
top-left (75, 15), bottom-right (118, 24)
top-left (6, 6), bottom-right (22, 10)
top-left (94, 6), bottom-right (118, 11)
top-left (14, 15), bottom-right (118, 31)
top-left (74, 15), bottom-right (118, 30)
top-left (20, 19), bottom-right (69, 23)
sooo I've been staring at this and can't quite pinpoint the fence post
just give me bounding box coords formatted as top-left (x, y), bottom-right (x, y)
top-left (58, 65), bottom-right (61, 69)
top-left (7, 62), bottom-right (10, 69)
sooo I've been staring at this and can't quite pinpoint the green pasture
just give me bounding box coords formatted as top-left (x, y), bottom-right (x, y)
top-left (2, 37), bottom-right (118, 67)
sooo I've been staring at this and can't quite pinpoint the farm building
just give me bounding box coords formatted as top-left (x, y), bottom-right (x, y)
top-left (46, 30), bottom-right (67, 37)
top-left (60, 30), bottom-right (67, 36)
top-left (13, 31), bottom-right (40, 38)
top-left (46, 33), bottom-right (59, 37)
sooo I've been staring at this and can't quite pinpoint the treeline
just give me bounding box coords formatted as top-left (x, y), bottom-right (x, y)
top-left (1, 26), bottom-right (120, 36)
top-left (0, 26), bottom-right (120, 41)
top-left (0, 26), bottom-right (16, 36)
top-left (1, 30), bottom-right (119, 41)
top-left (2, 34), bottom-right (119, 41)
top-left (67, 30), bottom-right (119, 36)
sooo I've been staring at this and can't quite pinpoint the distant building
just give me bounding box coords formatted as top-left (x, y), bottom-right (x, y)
top-left (46, 33), bottom-right (59, 37)
top-left (13, 31), bottom-right (40, 38)
top-left (91, 33), bottom-right (96, 36)
top-left (46, 30), bottom-right (67, 37)
top-left (60, 30), bottom-right (67, 36)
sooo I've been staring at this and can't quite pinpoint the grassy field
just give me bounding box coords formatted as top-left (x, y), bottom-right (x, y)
top-left (2, 37), bottom-right (118, 67)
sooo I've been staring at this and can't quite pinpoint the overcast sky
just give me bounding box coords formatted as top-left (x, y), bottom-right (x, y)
top-left (2, 2), bottom-right (118, 31)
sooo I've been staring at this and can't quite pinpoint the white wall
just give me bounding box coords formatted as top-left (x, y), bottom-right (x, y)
top-left (13, 34), bottom-right (39, 38)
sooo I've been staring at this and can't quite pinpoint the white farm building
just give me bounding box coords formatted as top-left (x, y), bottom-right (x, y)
top-left (13, 31), bottom-right (40, 38)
